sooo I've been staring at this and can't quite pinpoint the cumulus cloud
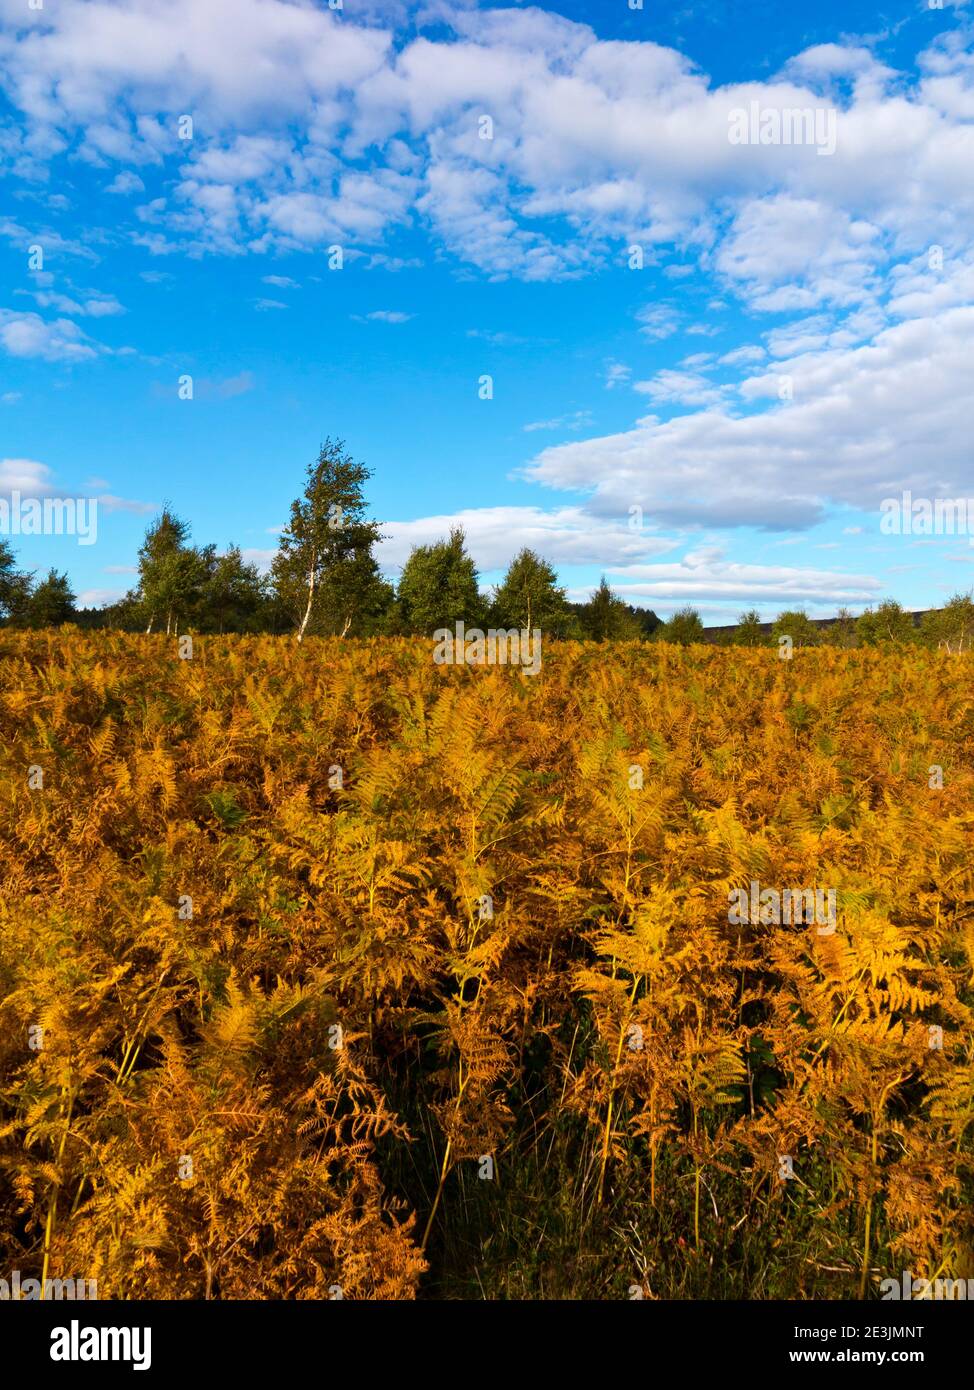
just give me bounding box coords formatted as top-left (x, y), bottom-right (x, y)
top-left (524, 303), bottom-right (974, 530)
top-left (0, 0), bottom-right (972, 289)
top-left (0, 456), bottom-right (56, 493)
top-left (0, 0), bottom-right (967, 315)
top-left (715, 195), bottom-right (883, 311)
top-left (0, 309), bottom-right (100, 361)
top-left (606, 547), bottom-right (882, 606)
top-left (375, 505), bottom-right (681, 573)
top-left (106, 170), bottom-right (145, 195)
top-left (0, 0), bottom-right (390, 137)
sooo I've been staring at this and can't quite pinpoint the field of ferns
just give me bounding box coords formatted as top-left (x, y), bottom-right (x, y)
top-left (1, 629), bottom-right (972, 1301)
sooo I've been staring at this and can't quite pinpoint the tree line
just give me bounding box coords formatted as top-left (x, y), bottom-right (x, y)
top-left (1, 438), bottom-right (972, 649)
top-left (662, 599), bottom-right (974, 652)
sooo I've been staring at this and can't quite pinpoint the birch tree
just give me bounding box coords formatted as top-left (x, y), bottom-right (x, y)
top-left (272, 439), bottom-right (390, 642)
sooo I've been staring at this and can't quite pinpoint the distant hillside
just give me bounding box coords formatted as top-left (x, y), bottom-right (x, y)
top-left (701, 609), bottom-right (934, 642)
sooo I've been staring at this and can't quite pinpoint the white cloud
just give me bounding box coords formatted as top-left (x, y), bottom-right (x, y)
top-left (106, 170), bottom-right (145, 195)
top-left (719, 344), bottom-right (766, 367)
top-left (1, 0), bottom-right (391, 136)
top-left (467, 328), bottom-right (529, 346)
top-left (523, 410), bottom-right (593, 433)
top-left (636, 304), bottom-right (681, 339)
top-left (29, 290), bottom-right (124, 317)
top-left (679, 352), bottom-right (716, 370)
top-left (604, 360), bottom-right (632, 389)
top-left (633, 370), bottom-right (727, 407)
top-left (524, 303), bottom-right (974, 530)
top-left (83, 294), bottom-right (125, 317)
top-left (0, 456), bottom-right (55, 494)
top-left (94, 494), bottom-right (156, 514)
top-left (0, 309), bottom-right (100, 361)
top-left (376, 505), bottom-right (681, 573)
top-left (606, 551), bottom-right (881, 604)
top-left (2, 2), bottom-right (973, 288)
top-left (0, 458), bottom-right (150, 517)
top-left (78, 589), bottom-right (124, 608)
top-left (240, 546), bottom-right (276, 572)
top-left (0, 216), bottom-right (97, 264)
top-left (716, 195), bottom-right (882, 311)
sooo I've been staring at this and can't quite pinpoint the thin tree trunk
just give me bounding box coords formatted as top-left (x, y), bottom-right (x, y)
top-left (297, 553), bottom-right (317, 644)
top-left (339, 613), bottom-right (352, 638)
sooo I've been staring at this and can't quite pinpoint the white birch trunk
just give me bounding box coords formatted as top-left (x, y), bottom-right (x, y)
top-left (297, 553), bottom-right (317, 644)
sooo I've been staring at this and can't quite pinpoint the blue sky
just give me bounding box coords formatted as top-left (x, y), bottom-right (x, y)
top-left (1, 0), bottom-right (973, 621)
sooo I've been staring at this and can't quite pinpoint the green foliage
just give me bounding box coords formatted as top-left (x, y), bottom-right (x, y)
top-left (204, 788), bottom-right (247, 830)
top-left (580, 577), bottom-right (643, 641)
top-left (490, 547), bottom-right (573, 634)
top-left (271, 438), bottom-right (391, 640)
top-left (199, 546), bottom-right (268, 633)
top-left (857, 599), bottom-right (916, 646)
top-left (921, 591), bottom-right (974, 653)
top-left (24, 570), bottom-right (76, 629)
top-left (733, 609), bottom-right (766, 647)
top-left (771, 608), bottom-right (819, 648)
top-left (830, 607), bottom-right (858, 649)
top-left (0, 443), bottom-right (968, 661)
top-left (137, 508), bottom-right (210, 635)
top-left (0, 539), bottom-right (33, 625)
top-left (658, 605), bottom-right (705, 646)
top-left (396, 527), bottom-right (485, 633)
